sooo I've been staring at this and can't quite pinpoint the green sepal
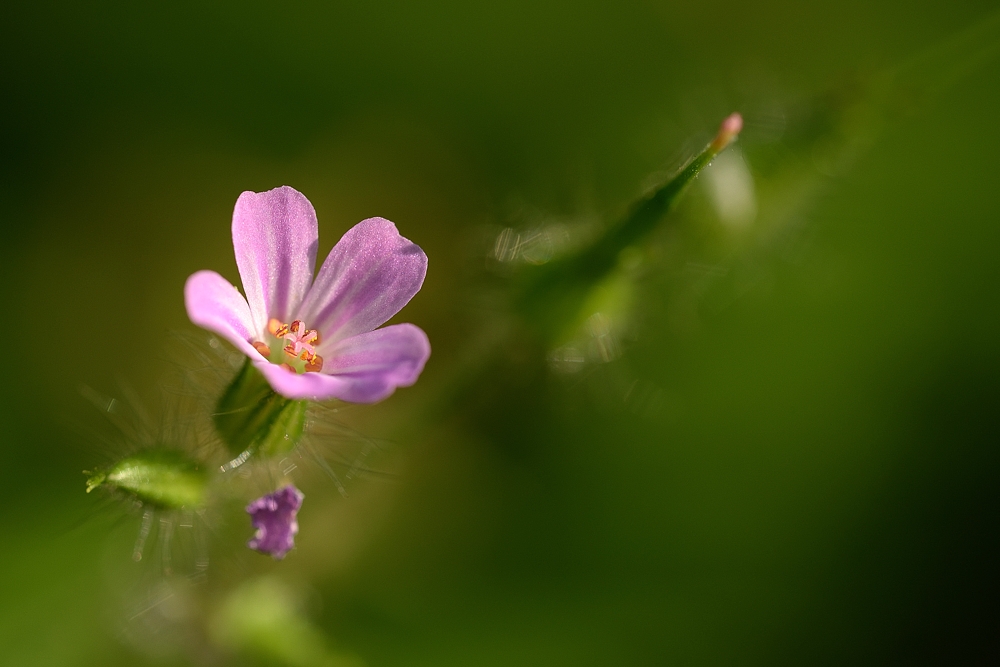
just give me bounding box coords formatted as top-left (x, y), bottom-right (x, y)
top-left (86, 448), bottom-right (208, 509)
top-left (214, 359), bottom-right (308, 462)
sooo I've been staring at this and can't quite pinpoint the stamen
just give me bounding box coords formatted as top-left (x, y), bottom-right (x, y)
top-left (252, 341), bottom-right (271, 358)
top-left (305, 354), bottom-right (324, 373)
top-left (266, 318), bottom-right (325, 373)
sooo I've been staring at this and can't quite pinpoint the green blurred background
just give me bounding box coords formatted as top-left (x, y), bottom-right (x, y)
top-left (2, 1), bottom-right (1000, 665)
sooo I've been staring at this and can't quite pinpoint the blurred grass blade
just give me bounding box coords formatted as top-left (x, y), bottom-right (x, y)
top-left (886, 8), bottom-right (1000, 107)
top-left (516, 113), bottom-right (743, 342)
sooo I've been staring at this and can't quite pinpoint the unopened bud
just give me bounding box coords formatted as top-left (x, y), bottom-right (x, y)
top-left (710, 112), bottom-right (743, 152)
top-left (86, 448), bottom-right (208, 509)
top-left (247, 485), bottom-right (304, 559)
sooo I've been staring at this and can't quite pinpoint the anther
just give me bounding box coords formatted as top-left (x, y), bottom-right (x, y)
top-left (305, 354), bottom-right (324, 373)
top-left (265, 318), bottom-right (325, 373)
top-left (252, 341), bottom-right (271, 358)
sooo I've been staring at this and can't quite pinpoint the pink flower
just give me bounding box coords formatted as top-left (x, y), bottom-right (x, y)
top-left (185, 186), bottom-right (430, 403)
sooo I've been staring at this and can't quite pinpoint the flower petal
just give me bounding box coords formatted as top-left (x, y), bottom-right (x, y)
top-left (297, 217), bottom-right (427, 344)
top-left (184, 270), bottom-right (263, 359)
top-left (233, 186), bottom-right (318, 336)
top-left (254, 323), bottom-right (430, 403)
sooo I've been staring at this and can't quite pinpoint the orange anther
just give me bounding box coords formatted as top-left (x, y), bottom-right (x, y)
top-left (252, 341), bottom-right (271, 358)
top-left (305, 354), bottom-right (324, 373)
top-left (263, 318), bottom-right (324, 373)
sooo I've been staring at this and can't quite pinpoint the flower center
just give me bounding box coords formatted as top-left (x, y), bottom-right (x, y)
top-left (252, 319), bottom-right (324, 373)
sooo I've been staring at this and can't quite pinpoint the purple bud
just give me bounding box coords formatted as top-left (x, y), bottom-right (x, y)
top-left (246, 485), bottom-right (304, 559)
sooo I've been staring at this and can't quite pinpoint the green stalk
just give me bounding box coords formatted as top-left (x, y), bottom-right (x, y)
top-left (516, 113), bottom-right (743, 342)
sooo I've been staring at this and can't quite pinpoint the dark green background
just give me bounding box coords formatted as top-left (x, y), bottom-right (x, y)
top-left (2, 1), bottom-right (999, 665)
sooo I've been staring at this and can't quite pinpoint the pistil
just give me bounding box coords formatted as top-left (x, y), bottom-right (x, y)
top-left (252, 318), bottom-right (325, 373)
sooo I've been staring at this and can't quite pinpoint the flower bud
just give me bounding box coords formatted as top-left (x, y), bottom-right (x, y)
top-left (86, 448), bottom-right (208, 510)
top-left (247, 485), bottom-right (303, 559)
